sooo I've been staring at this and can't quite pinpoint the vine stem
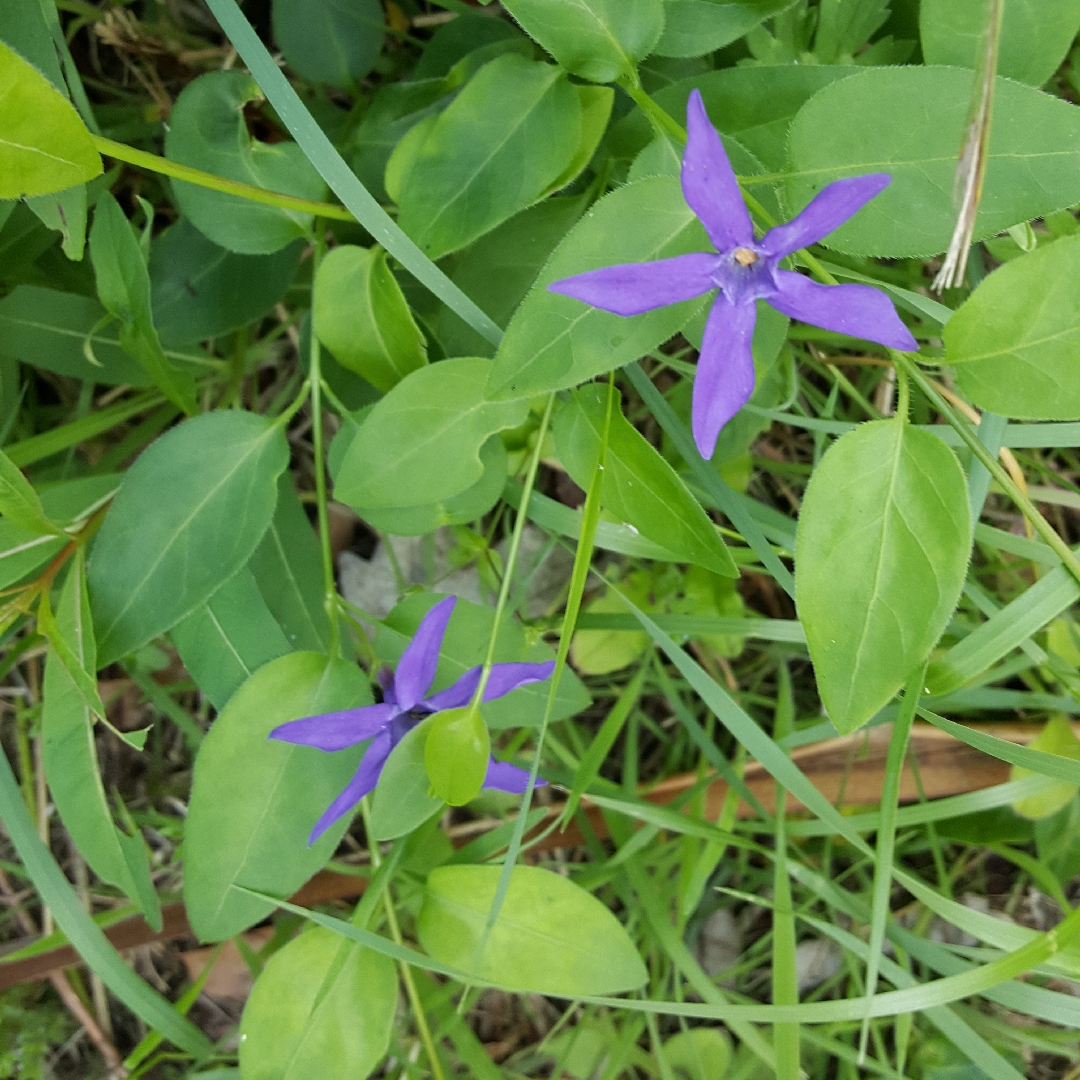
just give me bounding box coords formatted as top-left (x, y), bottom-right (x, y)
top-left (306, 225), bottom-right (342, 660)
top-left (91, 135), bottom-right (356, 222)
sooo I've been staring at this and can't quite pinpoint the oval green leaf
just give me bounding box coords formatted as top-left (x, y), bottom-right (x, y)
top-left (272, 0), bottom-right (385, 90)
top-left (184, 652), bottom-right (370, 942)
top-left (89, 410), bottom-right (290, 666)
top-left (314, 244), bottom-right (427, 393)
top-left (946, 235), bottom-right (1080, 420)
top-left (164, 71), bottom-right (327, 255)
top-left (239, 926), bottom-right (396, 1080)
top-left (418, 865), bottom-right (648, 995)
top-left (787, 66), bottom-right (1080, 258)
top-left (397, 54), bottom-right (582, 260)
top-left (369, 716), bottom-right (444, 842)
top-left (795, 420), bottom-right (970, 735)
top-left (555, 386), bottom-right (737, 578)
top-left (334, 358), bottom-right (529, 510)
top-left (425, 706), bottom-right (490, 807)
top-left (501, 0), bottom-right (664, 83)
top-left (1010, 714), bottom-right (1080, 821)
top-left (0, 41), bottom-right (102, 198)
top-left (486, 176), bottom-right (710, 401)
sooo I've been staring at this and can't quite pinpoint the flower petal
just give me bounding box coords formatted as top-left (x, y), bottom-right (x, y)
top-left (483, 758), bottom-right (547, 795)
top-left (425, 660), bottom-right (556, 712)
top-left (760, 174), bottom-right (891, 259)
top-left (769, 271), bottom-right (918, 351)
top-left (270, 702), bottom-right (396, 752)
top-left (547, 253), bottom-right (718, 317)
top-left (307, 730), bottom-right (392, 845)
top-left (681, 89), bottom-right (753, 252)
top-left (394, 595), bottom-right (456, 711)
top-left (692, 294), bottom-right (758, 460)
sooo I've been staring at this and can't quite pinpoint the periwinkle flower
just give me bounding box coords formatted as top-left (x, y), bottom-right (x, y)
top-left (548, 89), bottom-right (918, 459)
top-left (271, 595), bottom-right (554, 844)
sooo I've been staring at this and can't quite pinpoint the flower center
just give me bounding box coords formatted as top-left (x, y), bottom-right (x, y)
top-left (733, 247), bottom-right (758, 267)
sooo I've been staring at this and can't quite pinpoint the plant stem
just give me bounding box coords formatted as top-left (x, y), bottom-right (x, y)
top-left (892, 350), bottom-right (1080, 589)
top-left (91, 134), bottom-right (356, 223)
top-left (306, 226), bottom-right (342, 660)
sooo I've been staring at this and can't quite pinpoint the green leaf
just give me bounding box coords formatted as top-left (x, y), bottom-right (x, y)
top-left (414, 13), bottom-right (525, 79)
top-left (539, 84), bottom-right (613, 199)
top-left (184, 652), bottom-right (370, 942)
top-left (314, 245), bottom-right (427, 393)
top-left (486, 176), bottom-right (710, 400)
top-left (397, 54), bottom-right (582, 260)
top-left (664, 1027), bottom-right (733, 1080)
top-left (89, 410), bottom-right (289, 666)
top-left (248, 473), bottom-right (336, 653)
top-left (334, 358), bottom-right (529, 510)
top-left (571, 592), bottom-right (651, 675)
top-left (920, 0), bottom-right (1080, 87)
top-left (271, 0), bottom-right (384, 90)
top-left (171, 566), bottom-right (291, 711)
top-left (0, 0), bottom-right (65, 88)
top-left (1010, 714), bottom-right (1080, 820)
top-left (655, 0), bottom-right (798, 59)
top-left (0, 285), bottom-right (176, 385)
top-left (239, 926), bottom-right (396, 1080)
top-left (501, 0), bottom-right (664, 83)
top-left (369, 716), bottom-right (444, 841)
top-left (376, 591), bottom-right (590, 730)
top-left (418, 865), bottom-right (648, 995)
top-left (0, 447), bottom-right (59, 535)
top-left (0, 41), bottom-right (101, 198)
top-left (434, 195), bottom-right (587, 359)
top-left (795, 420), bottom-right (970, 735)
top-left (555, 385), bottom-right (737, 577)
top-left (946, 236), bottom-right (1080, 420)
top-left (164, 71), bottom-right (327, 255)
top-left (425, 706), bottom-right (491, 807)
top-left (26, 184), bottom-right (88, 261)
top-left (89, 193), bottom-right (197, 414)
top-left (150, 218), bottom-right (303, 348)
top-left (786, 66), bottom-right (1080, 258)
top-left (42, 551), bottom-right (161, 929)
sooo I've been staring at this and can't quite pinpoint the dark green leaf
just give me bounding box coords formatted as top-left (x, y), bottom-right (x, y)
top-left (655, 0), bottom-right (798, 59)
top-left (272, 0), bottom-right (384, 90)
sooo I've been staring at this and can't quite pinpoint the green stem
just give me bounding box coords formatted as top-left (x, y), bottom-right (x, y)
top-left (90, 135), bottom-right (356, 223)
top-left (618, 78), bottom-right (689, 145)
top-left (892, 351), bottom-right (1080, 590)
top-left (307, 227), bottom-right (342, 661)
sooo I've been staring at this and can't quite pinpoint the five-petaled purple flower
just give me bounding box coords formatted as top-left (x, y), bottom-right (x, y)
top-left (548, 89), bottom-right (918, 460)
top-left (271, 595), bottom-right (554, 844)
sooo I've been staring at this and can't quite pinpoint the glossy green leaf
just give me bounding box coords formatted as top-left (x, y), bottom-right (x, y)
top-left (655, 0), bottom-right (797, 58)
top-left (425, 706), bottom-right (490, 807)
top-left (487, 177), bottom-right (710, 400)
top-left (369, 716), bottom-right (444, 841)
top-left (397, 54), bottom-right (581, 260)
top-left (89, 411), bottom-right (289, 666)
top-left (1010, 714), bottom-right (1080, 821)
top-left (150, 218), bottom-right (303, 348)
top-left (184, 652), bottom-right (370, 942)
top-left (946, 236), bottom-right (1080, 420)
top-left (164, 71), bottom-right (327, 255)
top-left (795, 420), bottom-right (970, 735)
top-left (314, 245), bottom-right (427, 393)
top-left (611, 65), bottom-right (860, 171)
top-left (248, 473), bottom-right (335, 653)
top-left (921, 0), bottom-right (1080, 87)
top-left (434, 195), bottom-right (587, 359)
top-left (0, 285), bottom-right (178, 385)
top-left (272, 0), bottom-right (384, 90)
top-left (418, 865), bottom-right (648, 995)
top-left (171, 566), bottom-right (291, 711)
top-left (90, 194), bottom-right (197, 414)
top-left (0, 41), bottom-right (101, 198)
top-left (334, 358), bottom-right (529, 509)
top-left (501, 0), bottom-right (663, 83)
top-left (786, 67), bottom-right (1080, 258)
top-left (240, 926), bottom-right (396, 1080)
top-left (376, 592), bottom-right (590, 730)
top-left (0, 447), bottom-right (59, 535)
top-left (556, 386), bottom-right (737, 577)
top-left (42, 551), bottom-right (161, 929)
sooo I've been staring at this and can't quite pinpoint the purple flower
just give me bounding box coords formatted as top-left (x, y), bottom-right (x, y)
top-left (271, 595), bottom-right (554, 844)
top-left (548, 89), bottom-right (918, 459)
